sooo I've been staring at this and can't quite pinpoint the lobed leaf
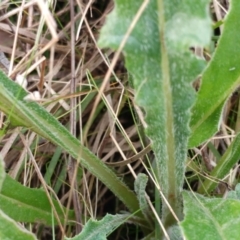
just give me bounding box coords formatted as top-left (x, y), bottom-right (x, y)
top-left (99, 0), bottom-right (211, 223)
top-left (134, 174), bottom-right (154, 226)
top-left (64, 214), bottom-right (130, 240)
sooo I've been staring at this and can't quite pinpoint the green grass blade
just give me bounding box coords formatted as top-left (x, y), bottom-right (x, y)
top-left (189, 1), bottom-right (240, 147)
top-left (198, 132), bottom-right (240, 194)
top-left (44, 145), bottom-right (63, 185)
top-left (0, 71), bottom-right (145, 222)
top-left (53, 161), bottom-right (67, 194)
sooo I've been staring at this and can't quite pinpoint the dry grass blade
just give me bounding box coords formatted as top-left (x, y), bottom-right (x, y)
top-left (0, 0), bottom-right (150, 238)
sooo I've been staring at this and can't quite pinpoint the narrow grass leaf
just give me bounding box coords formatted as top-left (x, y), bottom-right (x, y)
top-left (98, 0), bottom-right (211, 223)
top-left (0, 175), bottom-right (74, 225)
top-left (198, 132), bottom-right (240, 194)
top-left (44, 145), bottom-right (62, 185)
top-left (181, 191), bottom-right (240, 240)
top-left (0, 70), bottom-right (144, 221)
top-left (189, 1), bottom-right (240, 147)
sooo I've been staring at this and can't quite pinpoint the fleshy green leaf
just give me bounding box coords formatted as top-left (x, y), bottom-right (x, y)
top-left (181, 191), bottom-right (240, 240)
top-left (189, 1), bottom-right (240, 147)
top-left (0, 70), bottom-right (145, 221)
top-left (99, 0), bottom-right (211, 223)
top-left (65, 214), bottom-right (130, 240)
top-left (0, 209), bottom-right (37, 240)
top-left (0, 175), bottom-right (74, 225)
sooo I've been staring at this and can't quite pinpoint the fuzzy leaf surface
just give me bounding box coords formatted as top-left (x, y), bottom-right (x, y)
top-left (65, 214), bottom-right (130, 240)
top-left (227, 183), bottom-right (240, 200)
top-left (189, 0), bottom-right (240, 147)
top-left (134, 174), bottom-right (153, 225)
top-left (99, 0), bottom-right (211, 220)
top-left (0, 71), bottom-right (144, 221)
top-left (181, 191), bottom-right (240, 240)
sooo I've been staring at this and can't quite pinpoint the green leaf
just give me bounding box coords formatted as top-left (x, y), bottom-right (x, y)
top-left (0, 209), bottom-right (37, 240)
top-left (99, 0), bottom-right (211, 224)
top-left (0, 70), bottom-right (144, 222)
top-left (227, 183), bottom-right (240, 200)
top-left (181, 191), bottom-right (240, 240)
top-left (134, 174), bottom-right (153, 226)
top-left (0, 156), bottom-right (5, 191)
top-left (0, 175), bottom-right (74, 225)
top-left (189, 0), bottom-right (240, 147)
top-left (65, 214), bottom-right (130, 240)
top-left (167, 225), bottom-right (184, 240)
top-left (0, 147), bottom-right (36, 240)
top-left (198, 132), bottom-right (240, 194)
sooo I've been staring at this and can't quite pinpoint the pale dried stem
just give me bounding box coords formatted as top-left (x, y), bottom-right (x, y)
top-left (19, 133), bottom-right (65, 235)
